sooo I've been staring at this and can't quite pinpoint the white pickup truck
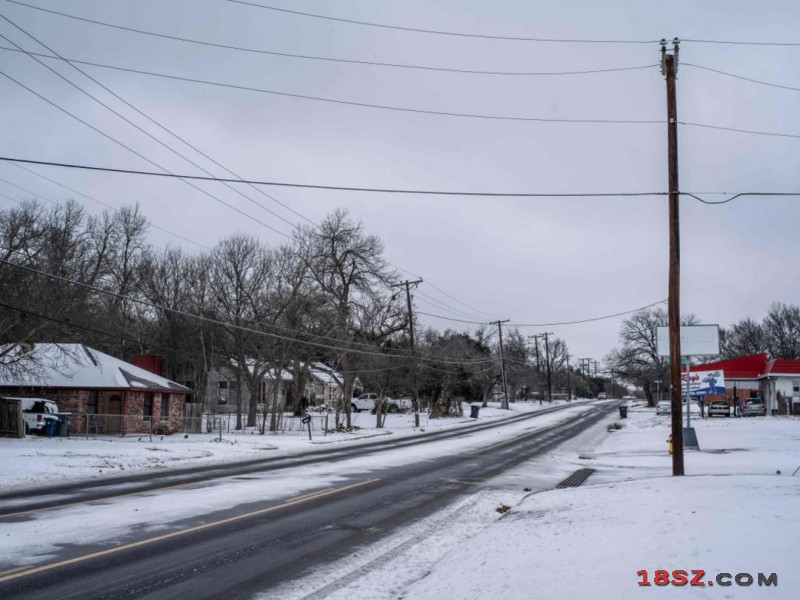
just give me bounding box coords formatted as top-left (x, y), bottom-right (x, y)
top-left (351, 394), bottom-right (413, 413)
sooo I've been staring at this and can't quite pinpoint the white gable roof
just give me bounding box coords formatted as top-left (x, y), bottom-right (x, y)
top-left (0, 344), bottom-right (190, 392)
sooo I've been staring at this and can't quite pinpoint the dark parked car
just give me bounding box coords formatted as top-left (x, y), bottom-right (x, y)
top-left (708, 400), bottom-right (731, 417)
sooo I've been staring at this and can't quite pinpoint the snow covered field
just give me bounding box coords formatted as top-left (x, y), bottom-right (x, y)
top-left (275, 404), bottom-right (800, 599)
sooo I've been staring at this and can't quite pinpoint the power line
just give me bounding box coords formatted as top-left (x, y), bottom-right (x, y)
top-left (0, 18), bottom-right (302, 233)
top-left (683, 192), bottom-right (800, 205)
top-left (683, 37), bottom-right (800, 47)
top-left (0, 32), bottom-right (512, 330)
top-left (680, 121), bottom-right (800, 140)
top-left (0, 66), bottom-right (291, 239)
top-left (4, 162), bottom-right (210, 250)
top-left (418, 298), bottom-right (668, 327)
top-left (508, 299), bottom-right (667, 326)
top-left (1, 4), bottom-right (660, 77)
top-left (684, 62), bottom-right (800, 92)
top-left (0, 157), bottom-right (670, 197)
top-left (228, 1), bottom-right (662, 44)
top-left (0, 258), bottom-right (496, 366)
top-left (0, 45), bottom-right (663, 125)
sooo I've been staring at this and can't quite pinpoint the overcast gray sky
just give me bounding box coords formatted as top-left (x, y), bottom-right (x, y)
top-left (1, 0), bottom-right (799, 364)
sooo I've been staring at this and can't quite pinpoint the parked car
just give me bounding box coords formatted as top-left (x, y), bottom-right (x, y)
top-left (351, 393), bottom-right (409, 413)
top-left (708, 400), bottom-right (731, 418)
top-left (743, 399), bottom-right (766, 417)
top-left (19, 397), bottom-right (60, 434)
top-left (656, 401), bottom-right (671, 415)
top-left (597, 393), bottom-right (608, 400)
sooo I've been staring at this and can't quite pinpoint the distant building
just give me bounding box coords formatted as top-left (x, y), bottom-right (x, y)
top-left (694, 353), bottom-right (800, 415)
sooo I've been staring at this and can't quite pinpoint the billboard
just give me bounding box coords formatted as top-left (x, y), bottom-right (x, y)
top-left (681, 369), bottom-right (726, 397)
top-left (656, 325), bottom-right (720, 357)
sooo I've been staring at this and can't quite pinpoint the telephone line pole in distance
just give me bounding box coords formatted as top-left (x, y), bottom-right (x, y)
top-left (392, 279), bottom-right (423, 426)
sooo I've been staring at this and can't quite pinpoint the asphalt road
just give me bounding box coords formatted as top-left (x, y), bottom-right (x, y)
top-left (0, 402), bottom-right (614, 599)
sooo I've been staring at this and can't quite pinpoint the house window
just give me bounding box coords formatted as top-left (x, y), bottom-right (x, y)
top-left (143, 392), bottom-right (153, 419)
top-left (793, 381), bottom-right (799, 394)
top-left (87, 390), bottom-right (98, 414)
top-left (161, 393), bottom-right (170, 419)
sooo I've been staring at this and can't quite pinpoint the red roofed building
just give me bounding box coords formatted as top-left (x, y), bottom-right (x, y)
top-left (695, 353), bottom-right (800, 415)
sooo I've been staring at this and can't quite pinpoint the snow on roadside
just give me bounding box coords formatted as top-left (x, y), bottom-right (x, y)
top-left (285, 404), bottom-right (800, 599)
top-left (0, 400), bottom-right (570, 491)
top-left (0, 402), bottom-right (597, 568)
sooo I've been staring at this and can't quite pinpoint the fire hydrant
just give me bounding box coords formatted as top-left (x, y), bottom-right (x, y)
top-left (667, 434), bottom-right (673, 454)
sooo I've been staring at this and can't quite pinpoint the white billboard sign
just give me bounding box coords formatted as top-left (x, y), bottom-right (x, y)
top-left (682, 369), bottom-right (726, 397)
top-left (656, 325), bottom-right (720, 357)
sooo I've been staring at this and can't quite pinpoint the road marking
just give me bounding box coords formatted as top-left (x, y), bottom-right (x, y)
top-left (0, 478), bottom-right (379, 584)
top-left (0, 565), bottom-right (34, 578)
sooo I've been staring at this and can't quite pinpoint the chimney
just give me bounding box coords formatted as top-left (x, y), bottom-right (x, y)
top-left (133, 354), bottom-right (163, 376)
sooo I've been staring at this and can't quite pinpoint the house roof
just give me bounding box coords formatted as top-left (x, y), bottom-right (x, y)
top-left (763, 359), bottom-right (800, 377)
top-left (696, 353), bottom-right (800, 379)
top-left (0, 344), bottom-right (190, 392)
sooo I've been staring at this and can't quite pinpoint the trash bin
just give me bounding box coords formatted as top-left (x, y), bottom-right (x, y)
top-left (618, 405), bottom-right (628, 419)
top-left (44, 418), bottom-right (58, 437)
top-left (470, 405), bottom-right (480, 419)
top-left (57, 413), bottom-right (72, 437)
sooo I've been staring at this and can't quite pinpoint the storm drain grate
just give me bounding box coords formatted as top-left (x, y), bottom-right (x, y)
top-left (556, 468), bottom-right (596, 489)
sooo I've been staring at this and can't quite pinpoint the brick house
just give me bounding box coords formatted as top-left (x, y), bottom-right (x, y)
top-left (0, 344), bottom-right (191, 435)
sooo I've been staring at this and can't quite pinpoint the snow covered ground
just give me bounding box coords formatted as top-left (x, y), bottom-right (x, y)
top-left (273, 403), bottom-right (800, 599)
top-left (2, 401), bottom-right (798, 599)
top-left (0, 400), bottom-right (565, 491)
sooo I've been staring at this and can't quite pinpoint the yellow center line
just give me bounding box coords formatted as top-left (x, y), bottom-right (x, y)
top-left (0, 565), bottom-right (34, 578)
top-left (0, 477), bottom-right (379, 584)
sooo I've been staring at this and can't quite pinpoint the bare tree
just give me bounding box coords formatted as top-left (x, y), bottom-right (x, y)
top-left (763, 302), bottom-right (800, 359)
top-left (720, 317), bottom-right (767, 358)
top-left (294, 210), bottom-right (397, 429)
top-left (606, 307), bottom-right (699, 406)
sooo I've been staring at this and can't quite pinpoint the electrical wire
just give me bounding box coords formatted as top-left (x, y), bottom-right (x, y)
top-left (683, 192), bottom-right (800, 205)
top-left (683, 37), bottom-right (800, 47)
top-left (680, 121), bottom-right (800, 140)
top-left (0, 67), bottom-right (291, 239)
top-left (0, 157), bottom-right (671, 198)
top-left (0, 32), bottom-right (522, 330)
top-left (0, 20), bottom-right (301, 234)
top-left (0, 258), bottom-right (496, 366)
top-left (4, 162), bottom-right (210, 250)
top-left (0, 299), bottom-right (424, 375)
top-left (227, 1), bottom-right (662, 44)
top-left (684, 63), bottom-right (800, 92)
top-left (0, 4), bottom-right (660, 77)
top-left (0, 174), bottom-right (57, 205)
top-left (0, 45), bottom-right (663, 125)
top-left (508, 299), bottom-right (667, 327)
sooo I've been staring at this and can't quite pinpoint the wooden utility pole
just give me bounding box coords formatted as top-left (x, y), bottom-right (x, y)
top-left (565, 353), bottom-right (572, 401)
top-left (528, 335), bottom-right (543, 404)
top-left (492, 320), bottom-right (510, 409)
top-left (662, 38), bottom-right (684, 476)
top-left (536, 332), bottom-right (554, 402)
top-left (392, 279), bottom-right (423, 426)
